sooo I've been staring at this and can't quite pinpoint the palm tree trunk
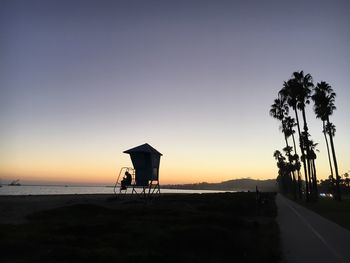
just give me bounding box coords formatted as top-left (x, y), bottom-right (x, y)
top-left (285, 135), bottom-right (297, 199)
top-left (309, 155), bottom-right (315, 200)
top-left (284, 134), bottom-right (296, 197)
top-left (327, 118), bottom-right (341, 201)
top-left (323, 121), bottom-right (334, 192)
top-left (291, 169), bottom-right (297, 199)
top-left (305, 152), bottom-right (313, 198)
top-left (294, 108), bottom-right (309, 200)
top-left (301, 108), bottom-right (314, 199)
top-left (312, 159), bottom-right (318, 198)
top-left (309, 159), bottom-right (313, 197)
top-left (284, 135), bottom-right (291, 183)
top-left (291, 133), bottom-right (302, 199)
top-left (291, 133), bottom-right (297, 156)
top-left (284, 135), bottom-right (289, 149)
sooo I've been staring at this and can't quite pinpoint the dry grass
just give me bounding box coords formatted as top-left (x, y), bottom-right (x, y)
top-left (0, 192), bottom-right (280, 263)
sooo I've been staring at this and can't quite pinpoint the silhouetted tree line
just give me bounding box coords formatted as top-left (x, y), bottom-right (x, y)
top-left (162, 178), bottom-right (277, 191)
top-left (319, 172), bottom-right (350, 195)
top-left (270, 71), bottom-right (342, 201)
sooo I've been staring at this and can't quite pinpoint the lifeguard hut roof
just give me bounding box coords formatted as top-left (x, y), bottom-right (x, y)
top-left (123, 143), bottom-right (162, 156)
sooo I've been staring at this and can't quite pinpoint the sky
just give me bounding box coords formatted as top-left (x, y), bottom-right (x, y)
top-left (1, 0), bottom-right (349, 185)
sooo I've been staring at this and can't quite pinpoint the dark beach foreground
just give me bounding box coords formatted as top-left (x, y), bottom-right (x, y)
top-left (0, 192), bottom-right (280, 263)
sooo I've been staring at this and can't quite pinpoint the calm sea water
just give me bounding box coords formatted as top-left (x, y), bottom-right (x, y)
top-left (0, 185), bottom-right (227, 196)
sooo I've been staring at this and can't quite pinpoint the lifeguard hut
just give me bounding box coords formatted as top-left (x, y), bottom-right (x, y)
top-left (114, 143), bottom-right (162, 198)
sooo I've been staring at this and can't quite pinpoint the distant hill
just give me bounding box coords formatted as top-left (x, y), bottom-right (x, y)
top-left (162, 178), bottom-right (277, 192)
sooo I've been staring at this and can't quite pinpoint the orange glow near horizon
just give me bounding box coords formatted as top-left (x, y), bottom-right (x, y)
top-left (0, 146), bottom-right (277, 185)
top-left (1, 131), bottom-right (347, 185)
top-left (0, 169), bottom-right (277, 185)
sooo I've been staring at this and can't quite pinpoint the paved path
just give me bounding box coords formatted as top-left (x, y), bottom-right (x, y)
top-left (276, 194), bottom-right (350, 263)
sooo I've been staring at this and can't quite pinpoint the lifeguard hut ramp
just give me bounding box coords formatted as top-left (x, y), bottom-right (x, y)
top-left (115, 143), bottom-right (162, 198)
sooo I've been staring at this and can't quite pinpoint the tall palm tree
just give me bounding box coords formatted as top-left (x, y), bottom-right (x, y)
top-left (292, 71), bottom-right (315, 198)
top-left (308, 139), bottom-right (319, 198)
top-left (280, 77), bottom-right (310, 200)
top-left (312, 83), bottom-right (335, 193)
top-left (323, 122), bottom-right (334, 184)
top-left (312, 81), bottom-right (341, 200)
top-left (325, 123), bottom-right (336, 193)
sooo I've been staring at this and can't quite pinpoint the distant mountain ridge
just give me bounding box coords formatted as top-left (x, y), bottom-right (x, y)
top-left (162, 178), bottom-right (277, 192)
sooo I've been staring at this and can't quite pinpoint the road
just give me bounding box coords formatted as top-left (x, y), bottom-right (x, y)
top-left (276, 194), bottom-right (350, 263)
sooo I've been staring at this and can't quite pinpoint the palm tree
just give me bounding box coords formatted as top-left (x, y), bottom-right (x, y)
top-left (274, 150), bottom-right (292, 194)
top-left (312, 82), bottom-right (334, 184)
top-left (344, 173), bottom-right (349, 188)
top-left (282, 145), bottom-right (297, 198)
top-left (280, 76), bottom-right (311, 200)
top-left (283, 116), bottom-right (297, 152)
top-left (270, 97), bottom-right (297, 197)
top-left (311, 81), bottom-right (341, 200)
top-left (322, 121), bottom-right (334, 187)
top-left (283, 116), bottom-right (302, 197)
top-left (327, 122), bottom-right (341, 200)
top-left (270, 96), bottom-right (289, 150)
top-left (308, 139), bottom-right (319, 198)
top-left (292, 71), bottom-right (315, 198)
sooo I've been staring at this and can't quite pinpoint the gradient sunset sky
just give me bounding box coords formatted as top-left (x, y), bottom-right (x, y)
top-left (1, 0), bottom-right (349, 185)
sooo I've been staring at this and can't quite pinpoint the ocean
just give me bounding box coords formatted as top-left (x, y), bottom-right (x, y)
top-left (0, 185), bottom-right (227, 196)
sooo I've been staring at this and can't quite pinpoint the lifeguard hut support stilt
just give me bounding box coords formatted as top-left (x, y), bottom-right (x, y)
top-left (114, 143), bottom-right (162, 198)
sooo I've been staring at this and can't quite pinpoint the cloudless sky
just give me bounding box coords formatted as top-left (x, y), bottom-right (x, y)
top-left (1, 0), bottom-right (349, 185)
